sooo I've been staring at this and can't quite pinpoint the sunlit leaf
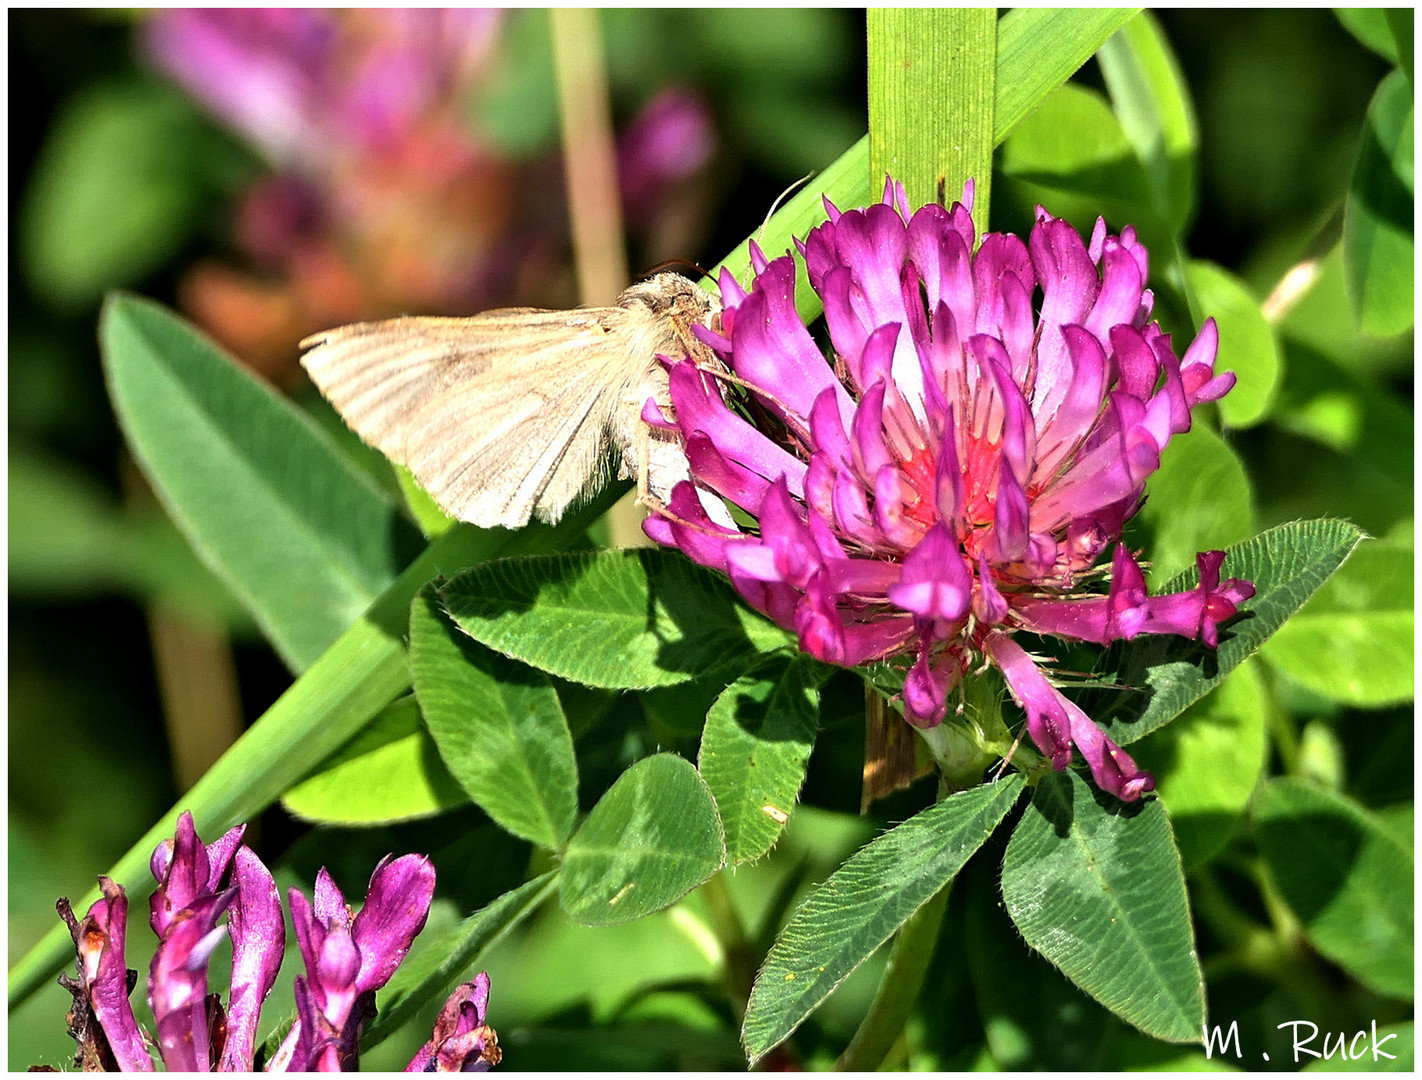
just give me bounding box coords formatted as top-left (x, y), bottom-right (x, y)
top-left (439, 549), bottom-right (793, 689)
top-left (1002, 770), bottom-right (1202, 1042)
top-left (1101, 519), bottom-right (1366, 745)
top-left (742, 777), bottom-right (1023, 1064)
top-left (281, 695), bottom-right (468, 825)
top-left (1186, 260), bottom-right (1281, 428)
top-left (700, 655), bottom-right (824, 865)
top-left (1098, 10), bottom-right (1198, 230)
top-left (409, 589), bottom-right (579, 850)
top-left (1259, 537), bottom-right (1413, 707)
top-left (560, 754), bottom-right (725, 925)
top-left (100, 294), bottom-right (423, 672)
top-left (1131, 661), bottom-right (1268, 870)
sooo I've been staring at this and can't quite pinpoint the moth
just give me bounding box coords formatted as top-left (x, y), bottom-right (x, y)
top-left (300, 273), bottom-right (721, 530)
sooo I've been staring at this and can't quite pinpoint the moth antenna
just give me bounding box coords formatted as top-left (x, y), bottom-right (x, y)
top-left (644, 258), bottom-right (712, 283)
top-left (756, 172), bottom-right (815, 241)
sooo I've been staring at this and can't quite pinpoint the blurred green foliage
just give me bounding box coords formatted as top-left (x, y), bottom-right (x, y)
top-left (8, 8), bottom-right (1411, 1071)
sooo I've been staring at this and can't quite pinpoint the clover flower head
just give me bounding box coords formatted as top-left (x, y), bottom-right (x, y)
top-left (56, 813), bottom-right (495, 1072)
top-left (645, 177), bottom-right (1254, 800)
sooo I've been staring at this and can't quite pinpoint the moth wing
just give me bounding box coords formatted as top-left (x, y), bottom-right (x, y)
top-left (300, 311), bottom-right (648, 528)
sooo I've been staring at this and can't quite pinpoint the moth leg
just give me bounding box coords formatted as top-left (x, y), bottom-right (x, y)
top-left (991, 726), bottom-right (1027, 783)
top-left (634, 418), bottom-right (651, 510)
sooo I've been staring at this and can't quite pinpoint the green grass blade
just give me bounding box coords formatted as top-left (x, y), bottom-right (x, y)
top-left (868, 8), bottom-right (996, 210)
top-left (717, 7), bottom-right (1138, 324)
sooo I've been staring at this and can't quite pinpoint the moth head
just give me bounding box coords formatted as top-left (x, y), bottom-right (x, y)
top-left (623, 272), bottom-right (721, 328)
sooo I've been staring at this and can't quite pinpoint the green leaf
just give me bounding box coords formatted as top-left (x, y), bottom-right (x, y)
top-left (20, 81), bottom-right (245, 308)
top-left (741, 776), bottom-right (1024, 1065)
top-left (964, 859), bottom-right (1116, 1069)
top-left (439, 548), bottom-right (792, 689)
top-left (1002, 770), bottom-right (1203, 1042)
top-left (1387, 9), bottom-right (1415, 87)
top-left (559, 754), bottom-right (725, 926)
top-left (1335, 8), bottom-right (1402, 64)
top-left (699, 655), bottom-right (823, 865)
top-left (7, 6), bottom-right (1141, 1014)
top-left (281, 695), bottom-right (468, 825)
top-left (868, 8), bottom-right (997, 211)
top-left (1101, 519), bottom-right (1367, 745)
top-left (468, 9), bottom-right (558, 157)
top-left (993, 8), bottom-right (1142, 143)
top-left (409, 588), bottom-right (578, 850)
top-left (363, 874), bottom-right (558, 1051)
top-left (1252, 778), bottom-right (1413, 1000)
top-left (998, 83), bottom-right (1156, 224)
top-left (1271, 279), bottom-right (1413, 460)
top-left (1274, 246), bottom-right (1412, 383)
top-left (6, 446), bottom-right (244, 621)
top-left (1345, 69), bottom-right (1415, 337)
top-left (1259, 537), bottom-right (1413, 707)
top-left (100, 295), bottom-right (423, 672)
top-left (1186, 260), bottom-right (1281, 428)
top-left (394, 464), bottom-right (457, 539)
top-left (1131, 424), bottom-right (1256, 589)
top-left (1131, 661), bottom-right (1268, 870)
top-left (1097, 11), bottom-right (1198, 230)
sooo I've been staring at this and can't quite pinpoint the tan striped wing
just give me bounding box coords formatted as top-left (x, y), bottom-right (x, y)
top-left (300, 308), bottom-right (654, 529)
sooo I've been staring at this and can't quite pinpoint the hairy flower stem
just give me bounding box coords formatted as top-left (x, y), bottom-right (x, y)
top-left (834, 882), bottom-right (951, 1071)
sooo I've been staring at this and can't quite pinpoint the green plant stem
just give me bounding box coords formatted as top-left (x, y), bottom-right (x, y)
top-left (550, 7), bottom-right (627, 306)
top-left (1262, 666), bottom-right (1304, 777)
top-left (702, 870), bottom-right (756, 1021)
top-left (834, 883), bottom-right (951, 1071)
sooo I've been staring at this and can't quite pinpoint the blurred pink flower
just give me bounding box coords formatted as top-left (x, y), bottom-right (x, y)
top-left (138, 9), bottom-right (717, 385)
top-left (617, 87), bottom-right (716, 222)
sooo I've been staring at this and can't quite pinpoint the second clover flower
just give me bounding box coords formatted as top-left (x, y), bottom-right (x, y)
top-left (645, 178), bottom-right (1253, 801)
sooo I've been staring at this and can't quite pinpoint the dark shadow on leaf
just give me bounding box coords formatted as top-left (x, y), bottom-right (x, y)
top-left (1030, 768), bottom-right (1149, 840)
top-left (1354, 98), bottom-right (1413, 231)
top-left (717, 656), bottom-right (818, 746)
top-left (1031, 770), bottom-right (1077, 839)
top-left (419, 587), bottom-right (558, 694)
top-left (1254, 810), bottom-right (1369, 926)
